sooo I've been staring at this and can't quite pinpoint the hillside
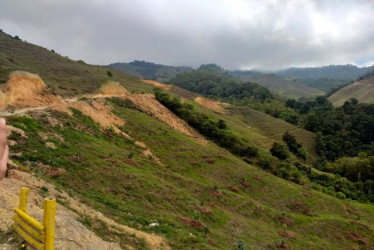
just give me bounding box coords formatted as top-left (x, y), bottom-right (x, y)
top-left (232, 71), bottom-right (324, 99)
top-left (141, 79), bottom-right (318, 163)
top-left (0, 31), bottom-right (153, 97)
top-left (2, 74), bottom-right (374, 249)
top-left (328, 75), bottom-right (374, 106)
top-left (108, 61), bottom-right (193, 82)
top-left (1, 33), bottom-right (374, 249)
top-left (276, 64), bottom-right (374, 81)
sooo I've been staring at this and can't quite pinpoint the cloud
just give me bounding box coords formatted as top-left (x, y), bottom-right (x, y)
top-left (1, 0), bottom-right (374, 69)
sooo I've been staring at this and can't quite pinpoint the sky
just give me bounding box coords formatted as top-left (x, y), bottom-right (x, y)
top-left (1, 0), bottom-right (374, 70)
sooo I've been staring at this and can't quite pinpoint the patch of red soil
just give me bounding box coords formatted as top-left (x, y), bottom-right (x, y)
top-left (278, 215), bottom-right (294, 226)
top-left (344, 231), bottom-right (369, 247)
top-left (178, 216), bottom-right (205, 230)
top-left (277, 229), bottom-right (296, 239)
top-left (196, 206), bottom-right (213, 215)
top-left (227, 185), bottom-right (240, 193)
top-left (210, 189), bottom-right (223, 197)
top-left (240, 180), bottom-right (251, 188)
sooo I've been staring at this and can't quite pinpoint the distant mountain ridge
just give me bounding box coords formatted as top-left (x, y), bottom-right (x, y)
top-left (276, 64), bottom-right (374, 80)
top-left (109, 60), bottom-right (374, 99)
top-left (275, 64), bottom-right (374, 93)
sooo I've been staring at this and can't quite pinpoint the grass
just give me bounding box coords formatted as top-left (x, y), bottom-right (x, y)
top-left (233, 72), bottom-right (325, 99)
top-left (6, 99), bottom-right (374, 249)
top-left (328, 75), bottom-right (374, 106)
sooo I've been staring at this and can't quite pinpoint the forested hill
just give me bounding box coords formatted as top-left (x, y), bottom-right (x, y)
top-left (167, 70), bottom-right (273, 103)
top-left (108, 60), bottom-right (193, 82)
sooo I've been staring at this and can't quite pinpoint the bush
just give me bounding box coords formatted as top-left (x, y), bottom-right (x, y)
top-left (335, 192), bottom-right (346, 200)
top-left (270, 142), bottom-right (289, 160)
top-left (283, 132), bottom-right (307, 160)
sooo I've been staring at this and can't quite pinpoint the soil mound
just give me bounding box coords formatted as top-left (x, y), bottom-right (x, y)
top-left (99, 81), bottom-right (132, 97)
top-left (0, 71), bottom-right (60, 110)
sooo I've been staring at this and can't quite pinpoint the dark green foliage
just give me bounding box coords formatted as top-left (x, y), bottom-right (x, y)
top-left (291, 97), bottom-right (374, 161)
top-left (106, 70), bottom-right (113, 77)
top-left (270, 142), bottom-right (289, 160)
top-left (108, 60), bottom-right (193, 81)
top-left (154, 88), bottom-right (258, 158)
top-left (197, 64), bottom-right (232, 77)
top-left (168, 70), bottom-right (272, 102)
top-left (283, 132), bottom-right (307, 160)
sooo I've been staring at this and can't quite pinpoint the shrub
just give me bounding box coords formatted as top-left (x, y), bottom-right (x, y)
top-left (335, 192), bottom-right (346, 200)
top-left (270, 142), bottom-right (289, 160)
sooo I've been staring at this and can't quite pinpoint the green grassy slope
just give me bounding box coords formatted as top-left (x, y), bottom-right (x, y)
top-left (0, 31), bottom-right (153, 96)
top-left (7, 102), bottom-right (374, 249)
top-left (233, 72), bottom-right (324, 99)
top-left (223, 106), bottom-right (318, 163)
top-left (158, 82), bottom-right (318, 163)
top-left (328, 75), bottom-right (374, 106)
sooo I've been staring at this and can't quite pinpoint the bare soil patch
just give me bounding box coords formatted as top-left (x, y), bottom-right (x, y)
top-left (194, 97), bottom-right (226, 114)
top-left (0, 71), bottom-right (61, 110)
top-left (141, 79), bottom-right (171, 91)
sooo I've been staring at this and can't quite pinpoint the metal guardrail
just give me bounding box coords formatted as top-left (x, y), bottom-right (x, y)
top-left (12, 187), bottom-right (56, 250)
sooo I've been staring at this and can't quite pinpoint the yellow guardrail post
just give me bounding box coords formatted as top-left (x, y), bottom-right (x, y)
top-left (43, 197), bottom-right (56, 250)
top-left (19, 187), bottom-right (29, 212)
top-left (13, 188), bottom-right (57, 250)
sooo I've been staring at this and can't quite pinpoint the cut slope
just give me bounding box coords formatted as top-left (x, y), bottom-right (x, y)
top-left (97, 81), bottom-right (205, 142)
top-left (0, 71), bottom-right (61, 110)
top-left (328, 75), bottom-right (374, 106)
